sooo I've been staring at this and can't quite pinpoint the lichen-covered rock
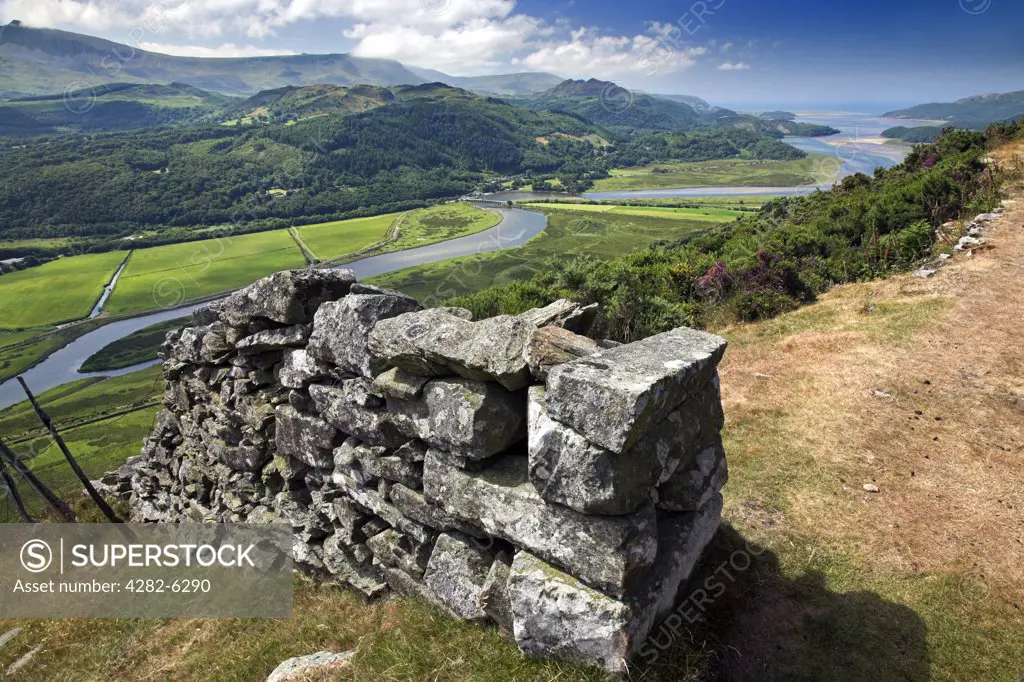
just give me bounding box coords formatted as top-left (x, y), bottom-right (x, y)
top-left (236, 324), bottom-right (311, 354)
top-left (335, 377), bottom-right (384, 409)
top-left (519, 299), bottom-right (599, 334)
top-left (423, 532), bottom-right (495, 621)
top-left (508, 494), bottom-right (723, 675)
top-left (527, 387), bottom-right (659, 516)
top-left (423, 450), bottom-right (658, 596)
top-left (278, 349), bottom-right (335, 389)
top-left (274, 405), bottom-right (343, 469)
top-left (219, 269), bottom-right (356, 326)
top-left (529, 380), bottom-right (724, 515)
top-left (322, 533), bottom-right (388, 599)
top-left (524, 327), bottom-right (600, 381)
top-left (479, 551), bottom-right (514, 632)
top-left (656, 438), bottom-right (728, 512)
top-left (387, 378), bottom-right (528, 460)
top-left (307, 291), bottom-right (421, 377)
top-left (266, 650), bottom-right (354, 682)
top-left (310, 383), bottom-right (411, 449)
top-left (546, 327), bottom-right (727, 453)
top-left (368, 310), bottom-right (533, 390)
top-left (371, 367), bottom-right (430, 400)
top-left (214, 442), bottom-right (271, 472)
top-left (366, 528), bottom-right (433, 580)
top-left (388, 483), bottom-right (488, 538)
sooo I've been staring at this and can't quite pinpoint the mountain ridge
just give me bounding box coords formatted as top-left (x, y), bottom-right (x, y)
top-left (0, 22), bottom-right (562, 99)
top-left (883, 89), bottom-right (1024, 129)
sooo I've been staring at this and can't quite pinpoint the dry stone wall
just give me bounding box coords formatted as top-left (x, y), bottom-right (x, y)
top-left (107, 268), bottom-right (729, 675)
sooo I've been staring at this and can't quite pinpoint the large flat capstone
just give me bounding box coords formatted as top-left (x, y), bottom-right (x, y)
top-left (423, 450), bottom-right (658, 597)
top-left (368, 309), bottom-right (533, 390)
top-left (545, 327), bottom-right (727, 453)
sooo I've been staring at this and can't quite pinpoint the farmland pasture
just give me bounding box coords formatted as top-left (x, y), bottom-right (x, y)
top-left (521, 202), bottom-right (744, 223)
top-left (0, 251), bottom-right (127, 328)
top-left (104, 231), bottom-right (305, 316)
top-left (591, 156), bottom-right (842, 192)
top-left (298, 213), bottom-right (398, 261)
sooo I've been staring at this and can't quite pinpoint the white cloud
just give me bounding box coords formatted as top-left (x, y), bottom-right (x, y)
top-left (720, 41), bottom-right (732, 53)
top-left (347, 13), bottom-right (542, 74)
top-left (0, 0), bottom-right (716, 76)
top-left (717, 61), bottom-right (750, 71)
top-left (138, 41), bottom-right (296, 57)
top-left (520, 27), bottom-right (706, 79)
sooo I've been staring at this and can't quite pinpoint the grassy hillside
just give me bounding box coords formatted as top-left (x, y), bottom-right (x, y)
top-left (2, 196), bottom-right (1022, 681)
top-left (221, 84), bottom-right (396, 125)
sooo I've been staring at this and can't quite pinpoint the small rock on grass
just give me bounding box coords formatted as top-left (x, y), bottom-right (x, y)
top-left (266, 650), bottom-right (356, 682)
top-left (863, 483), bottom-right (880, 493)
top-left (0, 628), bottom-right (22, 649)
top-left (6, 646), bottom-right (41, 676)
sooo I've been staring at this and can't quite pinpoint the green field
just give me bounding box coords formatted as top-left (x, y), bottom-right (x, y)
top-left (521, 202), bottom-right (744, 222)
top-left (80, 318), bottom-right (187, 373)
top-left (370, 208), bottom-right (712, 304)
top-left (104, 231), bottom-right (305, 316)
top-left (591, 155), bottom-right (842, 192)
top-left (299, 204), bottom-right (503, 263)
top-left (382, 203), bottom-right (502, 254)
top-left (298, 213), bottom-right (398, 261)
top-left (0, 251), bottom-right (127, 328)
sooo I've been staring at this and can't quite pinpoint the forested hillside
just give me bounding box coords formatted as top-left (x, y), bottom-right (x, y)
top-left (0, 83), bottom-right (237, 136)
top-left (0, 83), bottom-right (808, 250)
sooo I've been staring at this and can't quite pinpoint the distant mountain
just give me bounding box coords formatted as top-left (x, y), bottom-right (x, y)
top-left (404, 68), bottom-right (562, 96)
top-left (656, 94), bottom-right (713, 113)
top-left (758, 110), bottom-right (797, 120)
top-left (883, 90), bottom-right (1024, 129)
top-left (225, 83), bottom-right (395, 122)
top-left (519, 78), bottom-right (729, 134)
top-left (0, 22), bottom-right (429, 98)
top-left (0, 22), bottom-right (560, 101)
top-left (0, 82), bottom-right (237, 136)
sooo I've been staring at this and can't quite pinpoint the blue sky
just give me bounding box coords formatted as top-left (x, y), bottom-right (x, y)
top-left (2, 0), bottom-right (1021, 110)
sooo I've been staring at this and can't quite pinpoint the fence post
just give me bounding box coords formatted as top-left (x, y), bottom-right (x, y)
top-left (16, 377), bottom-right (122, 523)
top-left (0, 452), bottom-right (33, 522)
top-left (0, 439), bottom-right (77, 522)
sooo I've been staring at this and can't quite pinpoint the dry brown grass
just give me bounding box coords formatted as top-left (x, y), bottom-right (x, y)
top-left (717, 196), bottom-right (1024, 605)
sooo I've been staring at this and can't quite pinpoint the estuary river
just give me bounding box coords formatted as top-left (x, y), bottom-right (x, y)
top-left (484, 113), bottom-right (942, 203)
top-left (0, 206), bottom-right (547, 409)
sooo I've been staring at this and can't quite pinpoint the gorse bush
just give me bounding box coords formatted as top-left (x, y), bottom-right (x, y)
top-left (448, 127), bottom-right (1005, 341)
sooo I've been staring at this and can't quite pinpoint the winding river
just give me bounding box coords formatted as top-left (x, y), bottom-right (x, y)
top-left (0, 206), bottom-right (547, 410)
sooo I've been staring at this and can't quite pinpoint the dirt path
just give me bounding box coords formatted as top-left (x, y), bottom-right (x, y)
top-left (708, 168), bottom-right (1024, 678)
